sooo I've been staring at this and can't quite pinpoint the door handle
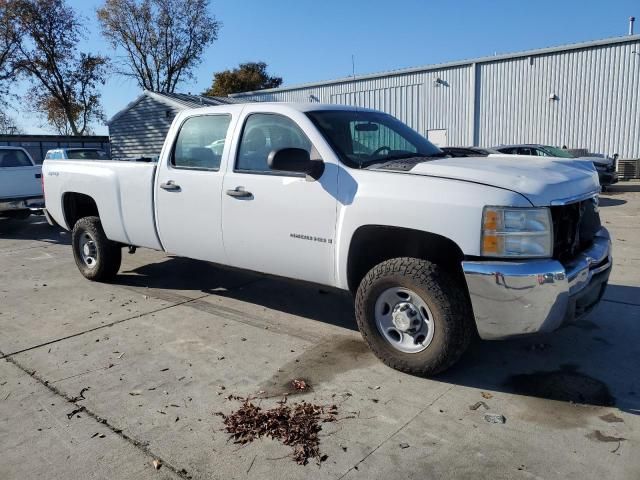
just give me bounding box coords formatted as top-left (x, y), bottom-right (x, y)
top-left (226, 186), bottom-right (253, 199)
top-left (160, 180), bottom-right (181, 191)
top-left (34, 173), bottom-right (42, 179)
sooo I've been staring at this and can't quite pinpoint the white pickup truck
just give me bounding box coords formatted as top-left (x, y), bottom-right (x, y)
top-left (43, 103), bottom-right (612, 375)
top-left (0, 146), bottom-right (44, 219)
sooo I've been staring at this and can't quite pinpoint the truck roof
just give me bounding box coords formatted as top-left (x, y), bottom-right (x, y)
top-left (179, 102), bottom-right (379, 116)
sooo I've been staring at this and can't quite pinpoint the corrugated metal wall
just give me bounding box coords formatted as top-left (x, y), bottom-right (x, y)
top-left (109, 96), bottom-right (180, 159)
top-left (238, 37), bottom-right (640, 158)
top-left (477, 40), bottom-right (640, 157)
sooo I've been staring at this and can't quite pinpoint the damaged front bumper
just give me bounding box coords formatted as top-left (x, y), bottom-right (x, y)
top-left (462, 227), bottom-right (612, 340)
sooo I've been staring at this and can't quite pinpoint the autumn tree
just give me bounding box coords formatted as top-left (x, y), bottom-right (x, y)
top-left (12, 0), bottom-right (108, 135)
top-left (203, 62), bottom-right (282, 96)
top-left (97, 0), bottom-right (220, 93)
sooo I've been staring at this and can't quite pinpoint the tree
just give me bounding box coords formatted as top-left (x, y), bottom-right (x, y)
top-left (97, 0), bottom-right (220, 93)
top-left (12, 0), bottom-right (108, 135)
top-left (0, 109), bottom-right (22, 134)
top-left (0, 1), bottom-right (20, 103)
top-left (203, 62), bottom-right (282, 96)
top-left (35, 96), bottom-right (82, 135)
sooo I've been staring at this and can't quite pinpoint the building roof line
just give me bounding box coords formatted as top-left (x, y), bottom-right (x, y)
top-left (107, 91), bottom-right (240, 125)
top-left (231, 34), bottom-right (640, 97)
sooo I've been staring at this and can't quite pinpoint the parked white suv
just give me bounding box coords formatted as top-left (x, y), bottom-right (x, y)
top-left (0, 146), bottom-right (44, 220)
top-left (42, 103), bottom-right (612, 375)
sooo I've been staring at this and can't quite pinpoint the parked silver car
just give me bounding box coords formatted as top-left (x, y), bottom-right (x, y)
top-left (493, 144), bottom-right (618, 187)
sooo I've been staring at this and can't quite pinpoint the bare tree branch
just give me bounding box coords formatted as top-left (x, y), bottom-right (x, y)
top-left (97, 0), bottom-right (220, 93)
top-left (11, 0), bottom-right (109, 135)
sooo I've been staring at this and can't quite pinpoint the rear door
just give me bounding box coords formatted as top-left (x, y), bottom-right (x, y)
top-left (221, 110), bottom-right (338, 285)
top-left (0, 149), bottom-right (42, 200)
top-left (155, 112), bottom-right (236, 263)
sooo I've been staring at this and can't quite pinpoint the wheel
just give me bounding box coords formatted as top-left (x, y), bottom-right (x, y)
top-left (71, 216), bottom-right (121, 281)
top-left (355, 257), bottom-right (474, 376)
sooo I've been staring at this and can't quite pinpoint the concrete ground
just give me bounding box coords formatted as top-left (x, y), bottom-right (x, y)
top-left (1, 188), bottom-right (639, 480)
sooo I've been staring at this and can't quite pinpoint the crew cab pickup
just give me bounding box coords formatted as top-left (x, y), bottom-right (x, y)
top-left (0, 146), bottom-right (44, 219)
top-left (42, 103), bottom-right (612, 375)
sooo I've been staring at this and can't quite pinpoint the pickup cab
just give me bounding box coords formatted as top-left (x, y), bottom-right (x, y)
top-left (42, 103), bottom-right (612, 375)
top-left (0, 146), bottom-right (44, 219)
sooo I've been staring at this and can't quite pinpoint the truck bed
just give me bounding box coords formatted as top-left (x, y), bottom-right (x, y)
top-left (43, 160), bottom-right (162, 250)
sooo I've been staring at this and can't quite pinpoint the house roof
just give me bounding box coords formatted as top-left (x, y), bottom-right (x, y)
top-left (107, 91), bottom-right (245, 125)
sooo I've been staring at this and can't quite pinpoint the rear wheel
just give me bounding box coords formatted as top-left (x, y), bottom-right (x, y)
top-left (72, 216), bottom-right (121, 281)
top-left (355, 257), bottom-right (473, 376)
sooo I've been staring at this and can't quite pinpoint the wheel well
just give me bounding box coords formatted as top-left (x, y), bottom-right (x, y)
top-left (63, 192), bottom-right (99, 229)
top-left (346, 225), bottom-right (465, 293)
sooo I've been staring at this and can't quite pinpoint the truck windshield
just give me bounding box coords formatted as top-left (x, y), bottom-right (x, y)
top-left (306, 110), bottom-right (443, 168)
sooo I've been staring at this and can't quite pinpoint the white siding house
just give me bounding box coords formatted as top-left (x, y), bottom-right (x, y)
top-left (107, 91), bottom-right (243, 160)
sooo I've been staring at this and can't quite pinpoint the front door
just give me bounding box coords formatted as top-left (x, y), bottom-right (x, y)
top-left (155, 113), bottom-right (234, 263)
top-left (221, 112), bottom-right (338, 285)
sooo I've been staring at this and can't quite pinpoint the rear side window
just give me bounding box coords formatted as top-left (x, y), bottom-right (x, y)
top-left (66, 149), bottom-right (107, 160)
top-left (0, 149), bottom-right (32, 168)
top-left (172, 115), bottom-right (231, 170)
top-left (236, 113), bottom-right (311, 173)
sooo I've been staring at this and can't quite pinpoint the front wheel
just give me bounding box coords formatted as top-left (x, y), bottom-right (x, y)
top-left (355, 257), bottom-right (474, 376)
top-left (72, 216), bottom-right (122, 281)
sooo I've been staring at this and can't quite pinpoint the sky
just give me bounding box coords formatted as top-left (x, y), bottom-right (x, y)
top-left (8, 0), bottom-right (640, 135)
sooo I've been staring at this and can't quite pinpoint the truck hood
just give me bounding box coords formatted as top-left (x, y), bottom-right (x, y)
top-left (377, 155), bottom-right (600, 206)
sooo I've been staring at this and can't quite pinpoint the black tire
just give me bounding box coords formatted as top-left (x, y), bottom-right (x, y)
top-left (71, 216), bottom-right (121, 281)
top-left (355, 257), bottom-right (473, 376)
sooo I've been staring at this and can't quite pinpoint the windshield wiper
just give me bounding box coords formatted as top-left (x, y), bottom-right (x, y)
top-left (365, 153), bottom-right (444, 168)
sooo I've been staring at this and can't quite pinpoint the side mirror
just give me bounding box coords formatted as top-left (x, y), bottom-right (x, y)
top-left (267, 148), bottom-right (323, 178)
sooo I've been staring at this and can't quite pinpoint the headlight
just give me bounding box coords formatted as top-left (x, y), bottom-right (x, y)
top-left (481, 207), bottom-right (553, 258)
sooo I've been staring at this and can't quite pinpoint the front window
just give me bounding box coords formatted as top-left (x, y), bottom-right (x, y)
top-left (236, 113), bottom-right (312, 173)
top-left (306, 110), bottom-right (443, 168)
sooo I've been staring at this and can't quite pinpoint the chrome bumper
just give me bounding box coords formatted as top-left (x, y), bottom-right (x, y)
top-left (0, 196), bottom-right (44, 212)
top-left (462, 228), bottom-right (612, 340)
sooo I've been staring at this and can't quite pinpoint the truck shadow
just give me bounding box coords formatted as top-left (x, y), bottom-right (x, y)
top-left (598, 197), bottom-right (627, 207)
top-left (0, 215), bottom-right (70, 245)
top-left (116, 255), bottom-right (640, 413)
top-left (437, 284), bottom-right (640, 415)
top-left (117, 256), bottom-right (358, 332)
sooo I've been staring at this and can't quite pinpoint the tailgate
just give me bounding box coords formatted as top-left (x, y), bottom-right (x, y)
top-left (0, 165), bottom-right (42, 199)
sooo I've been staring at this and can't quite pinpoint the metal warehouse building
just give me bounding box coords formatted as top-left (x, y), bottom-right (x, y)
top-left (232, 35), bottom-right (640, 160)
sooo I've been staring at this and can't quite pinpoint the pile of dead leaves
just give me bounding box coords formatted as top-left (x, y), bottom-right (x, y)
top-left (217, 399), bottom-right (338, 465)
